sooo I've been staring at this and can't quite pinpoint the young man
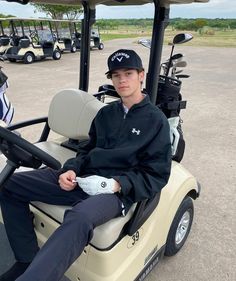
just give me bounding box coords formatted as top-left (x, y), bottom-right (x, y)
top-left (0, 49), bottom-right (172, 281)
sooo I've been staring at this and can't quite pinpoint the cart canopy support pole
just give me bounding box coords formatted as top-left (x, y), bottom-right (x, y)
top-left (146, 0), bottom-right (170, 104)
top-left (79, 1), bottom-right (95, 92)
top-left (0, 21), bottom-right (4, 35)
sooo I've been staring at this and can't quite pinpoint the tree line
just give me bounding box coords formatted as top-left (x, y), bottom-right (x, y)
top-left (1, 7), bottom-right (236, 31)
top-left (170, 18), bottom-right (236, 30)
top-left (97, 18), bottom-right (236, 30)
top-left (1, 2), bottom-right (235, 31)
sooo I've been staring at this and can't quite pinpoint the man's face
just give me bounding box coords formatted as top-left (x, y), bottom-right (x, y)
top-left (111, 69), bottom-right (144, 99)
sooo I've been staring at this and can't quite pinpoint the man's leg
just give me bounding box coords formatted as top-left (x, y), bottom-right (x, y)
top-left (0, 168), bottom-right (88, 280)
top-left (16, 193), bottom-right (122, 281)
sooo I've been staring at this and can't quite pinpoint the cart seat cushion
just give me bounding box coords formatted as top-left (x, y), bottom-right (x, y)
top-left (31, 201), bottom-right (135, 250)
top-left (48, 89), bottom-right (105, 140)
top-left (35, 142), bottom-right (76, 165)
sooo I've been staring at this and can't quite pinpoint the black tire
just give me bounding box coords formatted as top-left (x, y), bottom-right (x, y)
top-left (24, 52), bottom-right (34, 64)
top-left (52, 49), bottom-right (61, 60)
top-left (71, 45), bottom-right (76, 53)
top-left (165, 196), bottom-right (194, 256)
top-left (98, 43), bottom-right (104, 50)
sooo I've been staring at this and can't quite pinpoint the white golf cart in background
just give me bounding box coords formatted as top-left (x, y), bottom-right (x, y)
top-left (3, 17), bottom-right (62, 63)
top-left (0, 0), bottom-right (208, 281)
top-left (49, 19), bottom-right (82, 53)
top-left (0, 20), bottom-right (11, 55)
top-left (90, 27), bottom-right (104, 50)
top-left (71, 25), bottom-right (104, 50)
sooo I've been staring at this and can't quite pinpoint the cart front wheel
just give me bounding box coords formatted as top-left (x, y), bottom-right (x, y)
top-left (165, 196), bottom-right (194, 256)
top-left (98, 43), bottom-right (104, 50)
top-left (71, 45), bottom-right (77, 53)
top-left (53, 49), bottom-right (61, 60)
top-left (24, 52), bottom-right (34, 64)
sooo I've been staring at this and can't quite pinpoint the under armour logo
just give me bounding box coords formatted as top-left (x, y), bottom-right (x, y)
top-left (132, 128), bottom-right (141, 135)
top-left (116, 57), bottom-right (123, 62)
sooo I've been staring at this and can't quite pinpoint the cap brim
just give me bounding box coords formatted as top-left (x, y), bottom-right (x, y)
top-left (105, 66), bottom-right (144, 75)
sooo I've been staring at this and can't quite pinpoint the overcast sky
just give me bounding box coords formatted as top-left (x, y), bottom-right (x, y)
top-left (0, 0), bottom-right (235, 19)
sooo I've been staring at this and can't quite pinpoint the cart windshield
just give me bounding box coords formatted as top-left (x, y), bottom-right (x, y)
top-left (37, 29), bottom-right (53, 42)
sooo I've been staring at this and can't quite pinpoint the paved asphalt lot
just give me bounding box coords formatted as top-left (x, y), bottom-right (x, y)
top-left (0, 38), bottom-right (236, 281)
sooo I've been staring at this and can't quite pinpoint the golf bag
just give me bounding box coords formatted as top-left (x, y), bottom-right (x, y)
top-left (157, 75), bottom-right (186, 162)
top-left (0, 67), bottom-right (14, 125)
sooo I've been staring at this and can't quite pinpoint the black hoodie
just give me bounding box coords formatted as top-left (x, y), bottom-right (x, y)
top-left (62, 95), bottom-right (172, 213)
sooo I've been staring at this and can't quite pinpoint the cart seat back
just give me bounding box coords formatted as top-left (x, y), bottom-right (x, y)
top-left (42, 41), bottom-right (54, 54)
top-left (0, 36), bottom-right (10, 46)
top-left (34, 89), bottom-right (105, 164)
top-left (48, 88), bottom-right (105, 139)
top-left (19, 38), bottom-right (30, 48)
top-left (63, 38), bottom-right (72, 47)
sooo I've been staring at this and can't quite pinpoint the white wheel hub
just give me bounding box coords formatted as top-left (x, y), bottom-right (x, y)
top-left (175, 211), bottom-right (190, 245)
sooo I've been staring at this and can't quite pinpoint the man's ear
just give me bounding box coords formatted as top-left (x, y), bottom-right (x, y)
top-left (139, 71), bottom-right (145, 83)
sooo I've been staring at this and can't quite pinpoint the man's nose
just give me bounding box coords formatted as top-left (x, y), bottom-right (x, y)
top-left (119, 75), bottom-right (127, 83)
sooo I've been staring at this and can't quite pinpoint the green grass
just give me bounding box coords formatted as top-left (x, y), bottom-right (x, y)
top-left (165, 29), bottom-right (236, 47)
top-left (100, 27), bottom-right (236, 48)
top-left (101, 33), bottom-right (141, 41)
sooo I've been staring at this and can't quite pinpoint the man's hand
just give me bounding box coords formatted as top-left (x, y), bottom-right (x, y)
top-left (113, 180), bottom-right (121, 193)
top-left (75, 175), bottom-right (121, 195)
top-left (59, 170), bottom-right (77, 191)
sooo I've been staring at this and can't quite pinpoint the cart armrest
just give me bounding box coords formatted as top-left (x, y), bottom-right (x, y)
top-left (6, 116), bottom-right (50, 142)
top-left (125, 192), bottom-right (161, 236)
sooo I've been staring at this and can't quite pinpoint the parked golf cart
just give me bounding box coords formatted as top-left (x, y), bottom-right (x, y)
top-left (71, 23), bottom-right (104, 50)
top-left (48, 19), bottom-right (82, 53)
top-left (90, 27), bottom-right (104, 50)
top-left (0, 20), bottom-right (11, 55)
top-left (4, 17), bottom-right (61, 63)
top-left (0, 0), bottom-right (209, 281)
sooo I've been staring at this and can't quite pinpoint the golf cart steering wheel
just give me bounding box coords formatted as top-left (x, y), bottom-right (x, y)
top-left (94, 84), bottom-right (120, 102)
top-left (0, 126), bottom-right (61, 170)
top-left (29, 31), bottom-right (38, 41)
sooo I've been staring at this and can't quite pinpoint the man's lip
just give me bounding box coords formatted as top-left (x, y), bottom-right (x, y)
top-left (118, 86), bottom-right (128, 90)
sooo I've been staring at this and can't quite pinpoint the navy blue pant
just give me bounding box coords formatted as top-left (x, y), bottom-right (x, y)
top-left (0, 168), bottom-right (122, 281)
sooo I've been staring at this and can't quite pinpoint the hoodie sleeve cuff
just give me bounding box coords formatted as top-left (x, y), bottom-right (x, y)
top-left (113, 176), bottom-right (132, 196)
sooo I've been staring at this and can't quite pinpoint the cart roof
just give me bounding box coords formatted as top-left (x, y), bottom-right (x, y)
top-left (29, 0), bottom-right (209, 7)
top-left (0, 17), bottom-right (81, 23)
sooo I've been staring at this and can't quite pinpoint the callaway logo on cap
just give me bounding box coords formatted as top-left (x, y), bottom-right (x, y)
top-left (111, 52), bottom-right (130, 62)
top-left (106, 49), bottom-right (144, 75)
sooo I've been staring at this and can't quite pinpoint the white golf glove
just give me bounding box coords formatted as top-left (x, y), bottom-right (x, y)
top-left (75, 175), bottom-right (115, 196)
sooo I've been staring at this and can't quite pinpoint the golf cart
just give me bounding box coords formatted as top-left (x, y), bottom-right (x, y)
top-left (4, 17), bottom-right (61, 63)
top-left (47, 19), bottom-right (82, 53)
top-left (69, 19), bottom-right (104, 50)
top-left (0, 0), bottom-right (208, 281)
top-left (90, 27), bottom-right (104, 50)
top-left (0, 20), bottom-right (11, 55)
